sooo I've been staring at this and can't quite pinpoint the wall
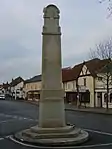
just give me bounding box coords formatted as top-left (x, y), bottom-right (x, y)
top-left (11, 81), bottom-right (24, 99)
top-left (24, 81), bottom-right (42, 99)
top-left (95, 74), bottom-right (112, 108)
top-left (63, 81), bottom-right (76, 92)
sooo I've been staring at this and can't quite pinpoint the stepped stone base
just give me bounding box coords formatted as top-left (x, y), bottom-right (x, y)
top-left (14, 125), bottom-right (89, 147)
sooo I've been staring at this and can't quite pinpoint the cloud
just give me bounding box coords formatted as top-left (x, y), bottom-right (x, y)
top-left (0, 0), bottom-right (112, 82)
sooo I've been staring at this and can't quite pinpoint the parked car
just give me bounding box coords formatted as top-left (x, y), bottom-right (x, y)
top-left (0, 94), bottom-right (5, 100)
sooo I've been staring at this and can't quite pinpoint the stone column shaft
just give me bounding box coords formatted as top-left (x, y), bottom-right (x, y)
top-left (38, 5), bottom-right (65, 128)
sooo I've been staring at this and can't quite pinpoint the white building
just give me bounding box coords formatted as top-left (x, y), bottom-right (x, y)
top-left (62, 58), bottom-right (112, 108)
top-left (10, 77), bottom-right (24, 100)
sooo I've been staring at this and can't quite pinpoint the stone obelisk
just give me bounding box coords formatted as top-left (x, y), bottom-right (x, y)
top-left (15, 5), bottom-right (89, 146)
top-left (38, 4), bottom-right (65, 128)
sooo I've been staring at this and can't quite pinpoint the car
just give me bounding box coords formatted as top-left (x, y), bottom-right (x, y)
top-left (0, 94), bottom-right (5, 100)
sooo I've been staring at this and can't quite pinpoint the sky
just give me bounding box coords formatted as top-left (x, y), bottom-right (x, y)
top-left (0, 0), bottom-right (112, 83)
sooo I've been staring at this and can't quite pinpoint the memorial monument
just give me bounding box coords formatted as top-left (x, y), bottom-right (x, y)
top-left (15, 4), bottom-right (89, 147)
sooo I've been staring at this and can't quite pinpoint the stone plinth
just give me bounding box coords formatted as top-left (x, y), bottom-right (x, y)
top-left (15, 125), bottom-right (89, 146)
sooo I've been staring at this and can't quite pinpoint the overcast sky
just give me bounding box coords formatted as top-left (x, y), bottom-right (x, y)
top-left (0, 0), bottom-right (112, 83)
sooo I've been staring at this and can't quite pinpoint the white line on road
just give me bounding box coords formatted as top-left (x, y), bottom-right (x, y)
top-left (0, 135), bottom-right (12, 141)
top-left (0, 113), bottom-right (13, 118)
top-left (9, 136), bottom-right (112, 149)
top-left (0, 138), bottom-right (4, 141)
top-left (9, 128), bottom-right (112, 149)
top-left (0, 119), bottom-right (17, 124)
top-left (0, 113), bottom-right (37, 122)
top-left (0, 118), bottom-right (37, 124)
top-left (84, 128), bottom-right (112, 136)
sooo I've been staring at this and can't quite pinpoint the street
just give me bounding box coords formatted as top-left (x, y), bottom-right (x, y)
top-left (0, 100), bottom-right (112, 149)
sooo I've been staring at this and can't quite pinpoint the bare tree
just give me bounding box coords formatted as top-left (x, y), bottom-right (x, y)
top-left (98, 60), bottom-right (112, 109)
top-left (99, 0), bottom-right (112, 17)
top-left (76, 79), bottom-right (80, 108)
top-left (90, 37), bottom-right (112, 109)
top-left (90, 37), bottom-right (112, 60)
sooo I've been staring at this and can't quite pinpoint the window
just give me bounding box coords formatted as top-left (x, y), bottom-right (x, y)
top-left (80, 91), bottom-right (90, 103)
top-left (104, 93), bottom-right (110, 102)
top-left (98, 77), bottom-right (102, 81)
top-left (20, 87), bottom-right (23, 91)
top-left (67, 82), bottom-right (72, 89)
top-left (97, 92), bottom-right (102, 99)
top-left (65, 83), bottom-right (67, 90)
top-left (84, 78), bottom-right (86, 86)
top-left (110, 93), bottom-right (112, 103)
top-left (31, 85), bottom-right (32, 89)
top-left (67, 83), bottom-right (70, 89)
top-left (35, 85), bottom-right (37, 89)
top-left (104, 93), bottom-right (107, 102)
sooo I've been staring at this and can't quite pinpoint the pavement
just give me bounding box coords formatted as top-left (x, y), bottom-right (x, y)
top-left (21, 99), bottom-right (112, 115)
top-left (65, 103), bottom-right (112, 115)
top-left (0, 100), bottom-right (112, 149)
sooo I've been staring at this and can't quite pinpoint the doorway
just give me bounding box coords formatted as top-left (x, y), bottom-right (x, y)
top-left (97, 92), bottom-right (102, 107)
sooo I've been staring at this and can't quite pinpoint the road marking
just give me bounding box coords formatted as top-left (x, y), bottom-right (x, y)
top-left (9, 136), bottom-right (112, 149)
top-left (0, 113), bottom-right (13, 118)
top-left (0, 118), bottom-right (37, 124)
top-left (84, 128), bottom-right (112, 136)
top-left (0, 135), bottom-right (12, 141)
top-left (5, 135), bottom-right (12, 139)
top-left (0, 119), bottom-right (15, 124)
top-left (0, 113), bottom-right (37, 122)
top-left (9, 128), bottom-right (112, 148)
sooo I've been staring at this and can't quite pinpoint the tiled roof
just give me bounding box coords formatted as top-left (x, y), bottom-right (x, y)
top-left (85, 58), bottom-right (110, 77)
top-left (62, 58), bottom-right (110, 81)
top-left (3, 82), bottom-right (10, 89)
top-left (10, 77), bottom-right (24, 87)
top-left (0, 84), bottom-right (3, 88)
top-left (25, 68), bottom-right (77, 83)
top-left (25, 75), bottom-right (41, 83)
top-left (24, 58), bottom-right (110, 84)
top-left (62, 67), bottom-right (73, 82)
top-left (72, 63), bottom-right (83, 79)
top-left (62, 64), bottom-right (83, 82)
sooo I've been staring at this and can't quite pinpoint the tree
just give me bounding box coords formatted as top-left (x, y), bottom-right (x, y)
top-left (98, 60), bottom-right (112, 109)
top-left (90, 37), bottom-right (112, 109)
top-left (90, 37), bottom-right (112, 60)
top-left (99, 0), bottom-right (112, 17)
top-left (76, 79), bottom-right (80, 108)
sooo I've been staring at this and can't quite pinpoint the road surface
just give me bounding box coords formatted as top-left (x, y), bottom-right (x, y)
top-left (0, 100), bottom-right (112, 149)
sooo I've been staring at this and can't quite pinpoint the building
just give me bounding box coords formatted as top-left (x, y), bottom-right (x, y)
top-left (24, 75), bottom-right (41, 101)
top-left (10, 77), bottom-right (24, 100)
top-left (93, 59), bottom-right (112, 108)
top-left (24, 69), bottom-right (75, 102)
top-left (62, 65), bottom-right (82, 104)
top-left (23, 58), bottom-right (112, 108)
top-left (62, 58), bottom-right (112, 108)
top-left (76, 58), bottom-right (112, 108)
top-left (2, 82), bottom-right (11, 98)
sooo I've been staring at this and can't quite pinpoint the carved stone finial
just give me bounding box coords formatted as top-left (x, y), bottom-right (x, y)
top-left (42, 4), bottom-right (61, 34)
top-left (43, 4), bottom-right (60, 19)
